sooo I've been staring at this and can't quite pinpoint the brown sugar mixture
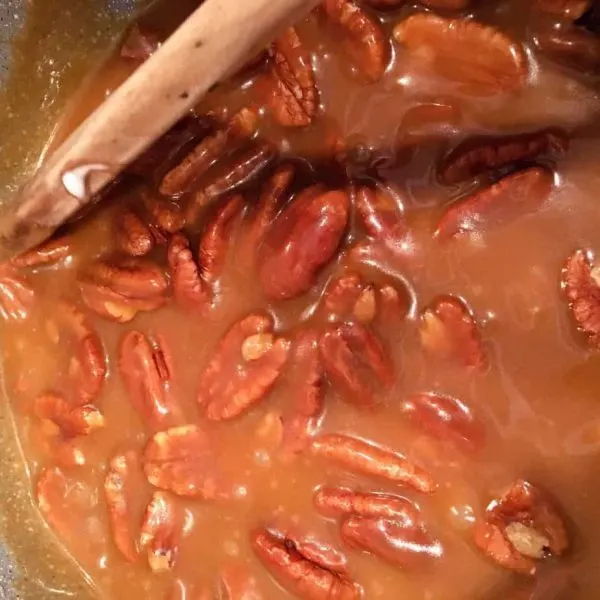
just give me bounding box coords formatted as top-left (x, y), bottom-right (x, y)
top-left (4, 0), bottom-right (600, 598)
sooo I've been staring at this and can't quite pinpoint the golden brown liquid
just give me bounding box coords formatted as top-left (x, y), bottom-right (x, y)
top-left (3, 1), bottom-right (600, 599)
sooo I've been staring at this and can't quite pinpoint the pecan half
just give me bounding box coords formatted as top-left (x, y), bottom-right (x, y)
top-left (324, 0), bottom-right (390, 82)
top-left (121, 23), bottom-right (161, 60)
top-left (0, 272), bottom-right (35, 322)
top-left (55, 301), bottom-right (107, 403)
top-left (140, 491), bottom-right (182, 572)
top-left (393, 14), bottom-right (527, 93)
top-left (322, 273), bottom-right (366, 321)
top-left (269, 519), bottom-right (350, 574)
top-left (236, 164), bottom-right (295, 270)
top-left (104, 453), bottom-right (139, 562)
top-left (168, 233), bottom-right (210, 313)
top-left (319, 321), bottom-right (393, 407)
top-left (355, 186), bottom-right (413, 260)
top-left (119, 331), bottom-right (183, 430)
top-left (259, 187), bottom-right (350, 300)
top-left (129, 115), bottom-right (211, 177)
top-left (419, 295), bottom-right (486, 368)
top-left (439, 130), bottom-right (568, 185)
top-left (37, 467), bottom-right (105, 556)
top-left (534, 0), bottom-right (590, 19)
top-left (115, 208), bottom-right (155, 257)
top-left (312, 434), bottom-right (436, 493)
top-left (160, 108), bottom-right (259, 196)
top-left (267, 27), bottom-right (318, 127)
top-left (534, 26), bottom-right (600, 74)
top-left (474, 480), bottom-right (568, 575)
top-left (34, 394), bottom-right (104, 437)
top-left (281, 329), bottom-right (324, 454)
top-left (11, 235), bottom-right (72, 268)
top-left (341, 516), bottom-right (443, 568)
top-left (562, 249), bottom-right (600, 347)
top-left (203, 143), bottom-right (275, 201)
top-left (251, 529), bottom-right (361, 600)
top-left (197, 313), bottom-right (290, 421)
top-left (314, 487), bottom-right (419, 525)
top-left (79, 258), bottom-right (168, 322)
top-left (143, 425), bottom-right (221, 498)
top-left (400, 392), bottom-right (484, 453)
top-left (142, 192), bottom-right (185, 235)
top-left (321, 272), bottom-right (408, 326)
top-left (199, 195), bottom-right (245, 284)
top-left (435, 167), bottom-right (554, 239)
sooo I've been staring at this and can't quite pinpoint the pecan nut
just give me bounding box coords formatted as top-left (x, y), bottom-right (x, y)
top-left (400, 392), bottom-right (484, 453)
top-left (534, 26), bottom-right (600, 74)
top-left (251, 528), bottom-right (361, 600)
top-left (268, 519), bottom-right (350, 574)
top-left (11, 235), bottom-right (72, 268)
top-left (115, 208), bottom-right (155, 257)
top-left (0, 271), bottom-right (35, 321)
top-left (34, 394), bottom-right (104, 437)
top-left (104, 453), bottom-right (140, 562)
top-left (266, 27), bottom-right (318, 127)
top-left (197, 313), bottom-right (290, 421)
top-left (324, 0), bottom-right (390, 82)
top-left (393, 14), bottom-right (527, 93)
top-left (119, 331), bottom-right (184, 430)
top-left (312, 434), bottom-right (436, 493)
top-left (439, 130), bottom-right (568, 185)
top-left (140, 491), bottom-right (182, 572)
top-left (534, 0), bottom-right (590, 19)
top-left (168, 233), bottom-right (211, 313)
top-left (236, 164), bottom-right (295, 271)
top-left (355, 186), bottom-right (414, 261)
top-left (474, 480), bottom-right (568, 575)
top-left (160, 108), bottom-right (259, 196)
top-left (37, 467), bottom-right (106, 557)
top-left (55, 301), bottom-right (107, 403)
top-left (203, 143), bottom-right (275, 202)
top-left (319, 321), bottom-right (393, 407)
top-left (128, 115), bottom-right (211, 177)
top-left (562, 249), bottom-right (600, 346)
top-left (142, 192), bottom-right (185, 235)
top-left (79, 258), bottom-right (168, 322)
top-left (280, 329), bottom-right (324, 454)
top-left (314, 487), bottom-right (419, 525)
top-left (198, 194), bottom-right (245, 284)
top-left (321, 272), bottom-right (408, 326)
top-left (259, 187), bottom-right (350, 300)
top-left (419, 295), bottom-right (486, 368)
top-left (434, 167), bottom-right (554, 239)
top-left (341, 516), bottom-right (443, 569)
top-left (143, 425), bottom-right (222, 498)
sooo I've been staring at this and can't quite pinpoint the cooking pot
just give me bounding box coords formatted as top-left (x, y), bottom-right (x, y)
top-left (0, 3), bottom-right (141, 598)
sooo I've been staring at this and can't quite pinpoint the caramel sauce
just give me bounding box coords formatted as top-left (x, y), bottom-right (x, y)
top-left (3, 1), bottom-right (600, 599)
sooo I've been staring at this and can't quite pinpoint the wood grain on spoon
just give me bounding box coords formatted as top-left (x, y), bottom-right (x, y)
top-left (0, 0), bottom-right (319, 260)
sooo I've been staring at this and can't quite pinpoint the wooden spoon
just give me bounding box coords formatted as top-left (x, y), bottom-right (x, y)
top-left (0, 0), bottom-right (319, 260)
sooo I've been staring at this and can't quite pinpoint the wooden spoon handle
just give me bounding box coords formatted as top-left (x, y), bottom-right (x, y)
top-left (0, 0), bottom-right (317, 259)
